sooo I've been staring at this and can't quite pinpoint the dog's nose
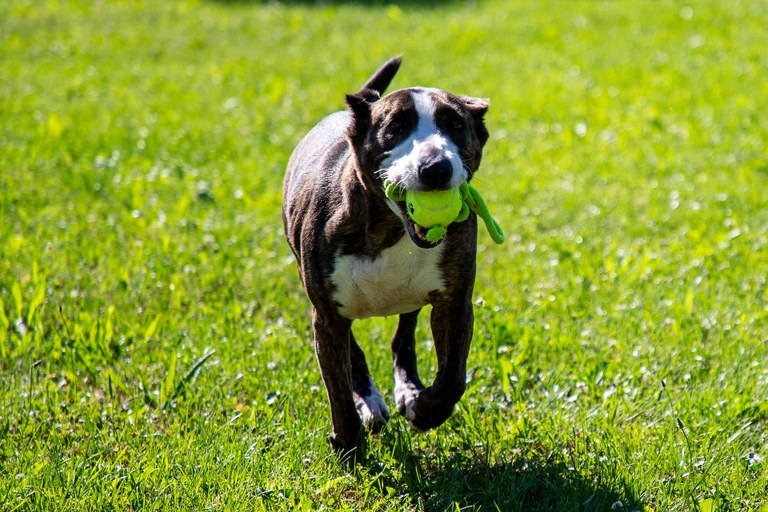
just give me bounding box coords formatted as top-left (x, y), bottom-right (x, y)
top-left (418, 159), bottom-right (453, 189)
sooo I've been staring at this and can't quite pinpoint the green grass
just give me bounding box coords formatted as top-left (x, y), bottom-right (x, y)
top-left (2, 0), bottom-right (768, 510)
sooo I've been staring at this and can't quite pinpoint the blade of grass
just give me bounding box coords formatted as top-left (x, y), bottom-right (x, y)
top-left (163, 350), bottom-right (215, 409)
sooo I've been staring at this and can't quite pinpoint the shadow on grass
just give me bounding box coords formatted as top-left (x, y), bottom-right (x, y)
top-left (416, 455), bottom-right (636, 512)
top-left (373, 429), bottom-right (638, 511)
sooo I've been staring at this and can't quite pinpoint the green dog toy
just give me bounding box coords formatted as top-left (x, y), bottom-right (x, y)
top-left (384, 180), bottom-right (505, 245)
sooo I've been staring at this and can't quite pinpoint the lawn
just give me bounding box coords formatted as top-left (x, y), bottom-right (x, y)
top-left (1, 0), bottom-right (767, 510)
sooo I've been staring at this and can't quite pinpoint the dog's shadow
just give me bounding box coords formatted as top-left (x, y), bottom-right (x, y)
top-left (368, 425), bottom-right (638, 512)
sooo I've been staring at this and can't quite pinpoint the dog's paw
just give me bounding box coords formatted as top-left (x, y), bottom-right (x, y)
top-left (354, 384), bottom-right (390, 433)
top-left (394, 380), bottom-right (420, 423)
top-left (396, 385), bottom-right (459, 433)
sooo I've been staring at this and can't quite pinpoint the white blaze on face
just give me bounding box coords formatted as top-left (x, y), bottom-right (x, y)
top-left (381, 89), bottom-right (467, 192)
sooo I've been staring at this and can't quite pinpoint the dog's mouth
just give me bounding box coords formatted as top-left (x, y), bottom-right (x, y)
top-left (395, 200), bottom-right (443, 249)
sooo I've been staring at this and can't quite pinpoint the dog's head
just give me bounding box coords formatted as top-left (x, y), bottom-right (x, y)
top-left (345, 87), bottom-right (489, 248)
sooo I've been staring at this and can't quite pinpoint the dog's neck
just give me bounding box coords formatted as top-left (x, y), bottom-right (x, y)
top-left (328, 162), bottom-right (404, 258)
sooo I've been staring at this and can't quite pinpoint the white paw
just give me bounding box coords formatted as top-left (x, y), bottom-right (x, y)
top-left (355, 382), bottom-right (390, 430)
top-left (394, 380), bottom-right (420, 422)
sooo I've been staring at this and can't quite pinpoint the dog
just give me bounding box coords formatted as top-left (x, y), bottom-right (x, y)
top-left (282, 56), bottom-right (491, 456)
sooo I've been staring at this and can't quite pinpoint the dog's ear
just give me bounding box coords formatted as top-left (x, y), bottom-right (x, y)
top-left (347, 88), bottom-right (381, 106)
top-left (345, 88), bottom-right (380, 141)
top-left (460, 95), bottom-right (490, 146)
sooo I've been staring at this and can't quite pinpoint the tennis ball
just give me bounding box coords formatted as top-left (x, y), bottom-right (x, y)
top-left (406, 188), bottom-right (462, 228)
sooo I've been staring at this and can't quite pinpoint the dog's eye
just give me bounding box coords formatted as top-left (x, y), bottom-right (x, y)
top-left (450, 117), bottom-right (465, 132)
top-left (386, 119), bottom-right (403, 136)
top-left (383, 119), bottom-right (406, 142)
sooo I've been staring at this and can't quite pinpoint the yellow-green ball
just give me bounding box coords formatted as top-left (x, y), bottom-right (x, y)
top-left (406, 188), bottom-right (462, 228)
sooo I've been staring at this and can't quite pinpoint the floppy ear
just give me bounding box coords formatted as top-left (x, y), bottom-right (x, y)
top-left (345, 88), bottom-right (380, 141)
top-left (460, 95), bottom-right (490, 146)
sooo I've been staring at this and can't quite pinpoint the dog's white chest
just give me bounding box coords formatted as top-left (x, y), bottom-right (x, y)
top-left (331, 237), bottom-right (445, 319)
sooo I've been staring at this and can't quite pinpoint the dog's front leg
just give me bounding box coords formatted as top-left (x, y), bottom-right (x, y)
top-left (312, 309), bottom-right (365, 456)
top-left (408, 298), bottom-right (473, 431)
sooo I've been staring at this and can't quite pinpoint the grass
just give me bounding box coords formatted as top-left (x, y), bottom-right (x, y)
top-left (1, 0), bottom-right (767, 510)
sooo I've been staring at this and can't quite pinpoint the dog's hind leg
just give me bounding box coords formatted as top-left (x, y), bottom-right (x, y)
top-left (391, 309), bottom-right (426, 424)
top-left (350, 331), bottom-right (390, 433)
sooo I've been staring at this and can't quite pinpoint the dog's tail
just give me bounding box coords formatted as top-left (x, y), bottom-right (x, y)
top-left (360, 56), bottom-right (402, 95)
